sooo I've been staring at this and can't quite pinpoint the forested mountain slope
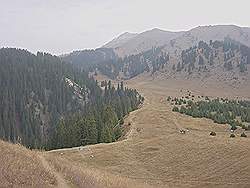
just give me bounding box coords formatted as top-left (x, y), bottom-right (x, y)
top-left (63, 37), bottom-right (250, 87)
top-left (63, 46), bottom-right (170, 79)
top-left (0, 48), bottom-right (143, 149)
top-left (62, 48), bottom-right (117, 72)
top-left (170, 38), bottom-right (250, 74)
top-left (159, 38), bottom-right (250, 89)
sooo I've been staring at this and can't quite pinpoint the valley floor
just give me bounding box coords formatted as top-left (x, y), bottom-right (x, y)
top-left (44, 74), bottom-right (250, 188)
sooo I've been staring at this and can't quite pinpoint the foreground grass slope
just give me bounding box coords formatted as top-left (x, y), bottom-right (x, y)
top-left (0, 136), bottom-right (150, 188)
top-left (43, 153), bottom-right (152, 188)
top-left (0, 140), bottom-right (56, 187)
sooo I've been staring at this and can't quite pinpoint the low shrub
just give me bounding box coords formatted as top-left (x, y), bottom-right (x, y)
top-left (210, 131), bottom-right (216, 136)
top-left (230, 133), bottom-right (236, 138)
top-left (172, 106), bottom-right (179, 112)
top-left (241, 132), bottom-right (247, 138)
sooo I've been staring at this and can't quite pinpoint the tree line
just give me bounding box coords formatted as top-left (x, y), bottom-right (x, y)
top-left (48, 81), bottom-right (144, 150)
top-left (63, 46), bottom-right (170, 79)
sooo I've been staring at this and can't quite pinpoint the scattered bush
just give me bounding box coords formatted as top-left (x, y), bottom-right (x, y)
top-left (241, 132), bottom-right (247, 137)
top-left (241, 124), bottom-right (247, 130)
top-left (179, 130), bottom-right (186, 134)
top-left (179, 106), bottom-right (186, 114)
top-left (230, 133), bottom-right (236, 138)
top-left (172, 106), bottom-right (179, 112)
top-left (210, 131), bottom-right (216, 136)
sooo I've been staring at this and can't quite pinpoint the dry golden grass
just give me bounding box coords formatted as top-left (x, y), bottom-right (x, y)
top-left (0, 140), bottom-right (56, 187)
top-left (46, 74), bottom-right (250, 188)
top-left (44, 154), bottom-right (153, 188)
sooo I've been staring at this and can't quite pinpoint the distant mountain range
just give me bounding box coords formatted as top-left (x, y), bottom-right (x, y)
top-left (103, 25), bottom-right (250, 57)
top-left (61, 25), bottom-right (250, 90)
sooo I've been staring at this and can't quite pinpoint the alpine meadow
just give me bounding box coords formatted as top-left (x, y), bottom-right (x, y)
top-left (0, 1), bottom-right (250, 187)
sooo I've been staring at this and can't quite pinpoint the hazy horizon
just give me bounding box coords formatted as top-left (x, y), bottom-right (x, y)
top-left (1, 0), bottom-right (250, 55)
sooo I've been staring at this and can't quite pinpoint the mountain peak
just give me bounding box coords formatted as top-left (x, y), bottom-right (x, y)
top-left (117, 31), bottom-right (137, 39)
top-left (103, 32), bottom-right (138, 48)
top-left (150, 28), bottom-right (164, 32)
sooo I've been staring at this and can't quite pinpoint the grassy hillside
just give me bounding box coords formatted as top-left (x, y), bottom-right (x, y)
top-left (0, 140), bottom-right (56, 187)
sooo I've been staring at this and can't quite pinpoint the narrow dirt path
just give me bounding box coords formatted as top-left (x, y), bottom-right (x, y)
top-left (38, 155), bottom-right (70, 188)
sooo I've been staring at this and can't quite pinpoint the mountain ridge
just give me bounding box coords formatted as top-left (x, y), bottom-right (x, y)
top-left (103, 25), bottom-right (250, 57)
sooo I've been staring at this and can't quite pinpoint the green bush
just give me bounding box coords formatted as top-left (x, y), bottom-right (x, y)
top-left (180, 106), bottom-right (186, 114)
top-left (172, 106), bottom-right (179, 112)
top-left (230, 124), bottom-right (237, 131)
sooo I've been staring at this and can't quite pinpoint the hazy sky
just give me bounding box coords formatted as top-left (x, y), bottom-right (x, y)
top-left (0, 0), bottom-right (249, 55)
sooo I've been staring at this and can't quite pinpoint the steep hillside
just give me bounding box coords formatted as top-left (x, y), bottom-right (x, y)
top-left (160, 38), bottom-right (250, 89)
top-left (63, 46), bottom-right (170, 79)
top-left (62, 48), bottom-right (117, 72)
top-left (0, 48), bottom-right (143, 150)
top-left (62, 48), bottom-right (120, 79)
top-left (0, 48), bottom-right (93, 148)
